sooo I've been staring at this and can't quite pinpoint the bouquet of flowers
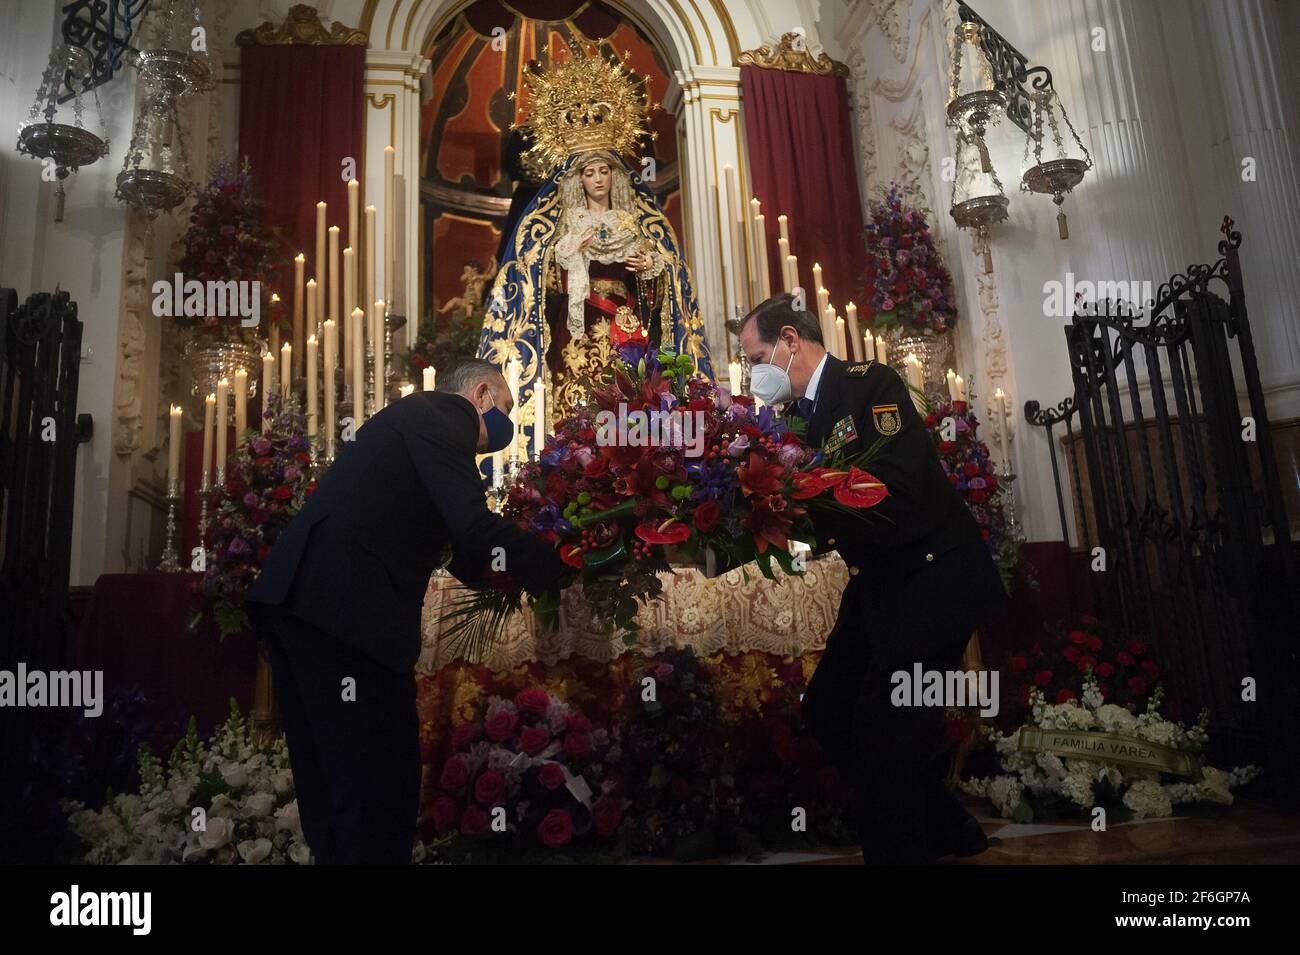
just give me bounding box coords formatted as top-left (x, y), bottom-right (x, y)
top-left (923, 396), bottom-right (1024, 588)
top-left (194, 393), bottom-right (316, 638)
top-left (177, 160), bottom-right (285, 337)
top-left (862, 183), bottom-right (957, 334)
top-left (962, 673), bottom-right (1261, 824)
top-left (61, 702), bottom-right (309, 865)
top-left (446, 343), bottom-right (892, 652)
top-left (427, 687), bottom-right (626, 862)
top-left (400, 308), bottom-right (485, 380)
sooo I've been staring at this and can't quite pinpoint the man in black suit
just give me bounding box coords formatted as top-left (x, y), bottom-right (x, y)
top-left (733, 293), bottom-right (1006, 863)
top-left (247, 358), bottom-right (568, 864)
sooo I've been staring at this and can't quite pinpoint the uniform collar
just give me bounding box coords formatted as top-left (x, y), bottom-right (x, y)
top-left (802, 352), bottom-right (830, 405)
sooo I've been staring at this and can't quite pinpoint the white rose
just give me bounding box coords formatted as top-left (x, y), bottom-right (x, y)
top-left (1197, 767), bottom-right (1233, 805)
top-left (171, 782), bottom-right (195, 808)
top-left (1096, 704), bottom-right (1137, 733)
top-left (1123, 779), bottom-right (1173, 819)
top-left (181, 839), bottom-right (208, 863)
top-left (271, 769), bottom-right (294, 795)
top-left (243, 792), bottom-right (275, 818)
top-left (198, 815), bottom-right (234, 850)
top-left (274, 800), bottom-right (301, 833)
top-left (288, 841), bottom-right (312, 865)
top-left (237, 838), bottom-right (273, 865)
top-left (221, 763), bottom-right (250, 789)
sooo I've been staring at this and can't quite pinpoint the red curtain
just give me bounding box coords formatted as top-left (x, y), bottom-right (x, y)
top-left (238, 44), bottom-right (366, 261)
top-left (741, 66), bottom-right (864, 344)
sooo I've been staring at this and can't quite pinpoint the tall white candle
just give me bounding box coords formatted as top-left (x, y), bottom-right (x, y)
top-left (372, 300), bottom-right (386, 412)
top-left (323, 319), bottom-right (337, 459)
top-left (364, 206), bottom-right (376, 334)
top-left (778, 237), bottom-right (791, 288)
top-left (835, 316), bottom-right (847, 361)
top-left (303, 280), bottom-right (317, 392)
top-left (215, 378), bottom-right (229, 477)
top-left (863, 329), bottom-right (874, 364)
top-left (812, 262), bottom-right (823, 296)
top-left (752, 210), bottom-right (770, 300)
top-left (306, 334), bottom-right (318, 439)
top-left (506, 358), bottom-right (520, 464)
top-left (351, 307), bottom-right (366, 426)
top-left (293, 253), bottom-right (305, 382)
top-left (422, 366), bottom-right (436, 391)
top-left (786, 254), bottom-right (799, 294)
top-left (261, 351), bottom-right (274, 430)
top-left (875, 336), bottom-right (888, 365)
top-left (347, 178), bottom-right (360, 311)
top-left (534, 375), bottom-right (545, 452)
top-left (314, 202), bottom-right (327, 333)
top-left (384, 146), bottom-right (395, 308)
top-left (269, 292), bottom-right (281, 357)
top-left (202, 393), bottom-right (215, 487)
top-left (167, 404), bottom-right (182, 486)
top-left (728, 358), bottom-right (742, 395)
top-left (845, 302), bottom-right (860, 360)
top-left (995, 388), bottom-right (1010, 463)
top-left (947, 368), bottom-right (958, 401)
top-left (778, 214), bottom-right (790, 244)
top-left (328, 226), bottom-right (340, 333)
top-left (723, 164), bottom-right (745, 318)
top-left (280, 344), bottom-right (292, 402)
top-left (233, 368), bottom-right (248, 447)
top-left (955, 374), bottom-right (966, 402)
top-left (342, 247), bottom-right (355, 379)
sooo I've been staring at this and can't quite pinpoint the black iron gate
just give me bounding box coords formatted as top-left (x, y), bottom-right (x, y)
top-left (0, 288), bottom-right (88, 774)
top-left (1027, 220), bottom-right (1300, 801)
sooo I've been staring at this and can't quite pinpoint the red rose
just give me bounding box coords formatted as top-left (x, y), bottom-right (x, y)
top-left (1127, 676), bottom-right (1148, 695)
top-left (1095, 661), bottom-right (1116, 678)
top-left (519, 725), bottom-right (551, 756)
top-left (1141, 660), bottom-right (1160, 679)
top-left (1010, 654), bottom-right (1028, 672)
top-left (484, 710), bottom-right (518, 742)
top-left (563, 732), bottom-right (592, 759)
top-left (593, 797), bottom-right (624, 838)
top-left (1126, 639), bottom-right (1146, 655)
top-left (451, 722), bottom-right (478, 750)
top-left (938, 440), bottom-right (957, 454)
top-left (565, 713), bottom-right (593, 734)
top-left (1055, 689), bottom-right (1077, 704)
top-left (1068, 630), bottom-right (1088, 645)
top-left (516, 688), bottom-right (550, 714)
top-left (430, 795), bottom-right (458, 834)
top-left (1117, 650), bottom-right (1136, 666)
top-left (439, 755), bottom-right (468, 790)
top-left (1085, 635), bottom-right (1103, 652)
top-left (924, 414), bottom-right (939, 428)
top-left (538, 762), bottom-right (566, 790)
top-left (1076, 655), bottom-right (1096, 673)
top-left (1033, 670), bottom-right (1053, 687)
top-left (460, 805), bottom-right (490, 837)
top-left (1063, 646), bottom-right (1081, 663)
top-left (272, 485), bottom-right (293, 501)
top-left (963, 462), bottom-right (980, 477)
top-left (537, 809), bottom-right (574, 847)
top-left (969, 490), bottom-right (988, 504)
top-left (473, 769), bottom-right (506, 806)
top-left (693, 499), bottom-right (721, 533)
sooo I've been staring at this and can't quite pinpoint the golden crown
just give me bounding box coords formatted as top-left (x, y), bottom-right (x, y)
top-left (512, 43), bottom-right (656, 173)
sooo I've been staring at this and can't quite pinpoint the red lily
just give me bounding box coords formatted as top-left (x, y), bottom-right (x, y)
top-left (738, 452), bottom-right (784, 497)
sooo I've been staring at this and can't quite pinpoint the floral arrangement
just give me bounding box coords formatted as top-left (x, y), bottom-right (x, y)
top-left (61, 702), bottom-right (308, 865)
top-left (194, 392), bottom-right (316, 638)
top-left (922, 396), bottom-right (1024, 589)
top-left (177, 160), bottom-right (285, 337)
top-left (1000, 615), bottom-right (1168, 726)
top-left (862, 183), bottom-right (957, 334)
top-left (400, 308), bottom-right (485, 380)
top-left (427, 687), bottom-right (626, 862)
top-left (962, 673), bottom-right (1261, 824)
top-left (448, 343), bottom-right (892, 650)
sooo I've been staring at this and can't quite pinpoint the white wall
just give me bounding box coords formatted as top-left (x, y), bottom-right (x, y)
top-left (1, 0), bottom-right (137, 585)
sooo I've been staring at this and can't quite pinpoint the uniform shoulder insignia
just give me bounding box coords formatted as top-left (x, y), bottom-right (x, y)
top-left (871, 403), bottom-right (902, 436)
top-left (844, 361), bottom-right (875, 377)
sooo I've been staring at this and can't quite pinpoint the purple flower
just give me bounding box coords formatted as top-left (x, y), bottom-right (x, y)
top-left (726, 434), bottom-right (750, 457)
top-left (250, 436), bottom-right (272, 456)
top-left (242, 492), bottom-right (259, 508)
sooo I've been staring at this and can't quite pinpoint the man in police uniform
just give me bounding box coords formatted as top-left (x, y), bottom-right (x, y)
top-left (733, 293), bottom-right (1006, 863)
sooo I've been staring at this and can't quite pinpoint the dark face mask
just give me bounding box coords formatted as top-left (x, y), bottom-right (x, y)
top-left (481, 401), bottom-right (514, 453)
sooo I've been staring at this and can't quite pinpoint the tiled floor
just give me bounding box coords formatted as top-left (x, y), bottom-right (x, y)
top-left (672, 804), bottom-right (1300, 865)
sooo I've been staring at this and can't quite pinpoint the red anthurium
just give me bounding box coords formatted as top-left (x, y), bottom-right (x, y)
top-left (635, 518), bottom-right (692, 545)
top-left (832, 468), bottom-right (888, 508)
top-left (560, 544), bottom-right (586, 568)
top-left (791, 467), bottom-right (848, 499)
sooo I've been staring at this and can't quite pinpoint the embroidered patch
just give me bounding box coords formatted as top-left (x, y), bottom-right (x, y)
top-left (872, 403), bottom-right (902, 436)
top-left (844, 361), bottom-right (874, 376)
top-left (824, 415), bottom-right (860, 453)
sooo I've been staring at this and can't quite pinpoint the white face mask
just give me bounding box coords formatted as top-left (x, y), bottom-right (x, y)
top-left (749, 340), bottom-right (795, 405)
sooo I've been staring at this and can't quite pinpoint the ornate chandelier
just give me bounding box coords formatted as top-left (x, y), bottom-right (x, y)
top-left (1020, 85), bottom-right (1093, 239)
top-left (946, 21), bottom-right (1005, 175)
top-left (115, 0), bottom-right (214, 220)
top-left (15, 44), bottom-right (109, 222)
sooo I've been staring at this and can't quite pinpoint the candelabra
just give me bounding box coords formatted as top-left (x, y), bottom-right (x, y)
top-left (999, 462), bottom-right (1023, 541)
top-left (198, 474), bottom-right (211, 565)
top-left (158, 479), bottom-right (182, 571)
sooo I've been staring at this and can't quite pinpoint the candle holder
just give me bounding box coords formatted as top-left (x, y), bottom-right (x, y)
top-left (999, 463), bottom-right (1024, 542)
top-left (158, 479), bottom-right (183, 572)
top-left (198, 474), bottom-right (211, 566)
top-left (385, 310), bottom-right (407, 405)
top-left (364, 336), bottom-right (376, 418)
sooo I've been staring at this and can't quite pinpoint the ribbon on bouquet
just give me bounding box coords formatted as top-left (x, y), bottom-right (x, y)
top-left (1017, 726), bottom-right (1200, 778)
top-left (508, 740), bottom-right (595, 807)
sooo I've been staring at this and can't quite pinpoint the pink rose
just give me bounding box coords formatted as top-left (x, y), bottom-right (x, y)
top-left (474, 769), bottom-right (506, 806)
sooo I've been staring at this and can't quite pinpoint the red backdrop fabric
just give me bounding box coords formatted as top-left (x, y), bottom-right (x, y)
top-left (741, 66), bottom-right (865, 348)
top-left (238, 44), bottom-right (366, 261)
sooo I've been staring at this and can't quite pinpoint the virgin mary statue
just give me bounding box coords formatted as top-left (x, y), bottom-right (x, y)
top-left (479, 45), bottom-right (712, 462)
